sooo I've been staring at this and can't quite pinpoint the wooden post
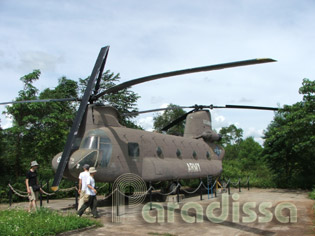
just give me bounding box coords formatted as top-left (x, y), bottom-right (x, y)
top-left (8, 182), bottom-right (12, 207)
top-left (239, 178), bottom-right (241, 192)
top-left (228, 180), bottom-right (230, 195)
top-left (200, 178), bottom-right (203, 201)
top-left (149, 181), bottom-right (152, 210)
top-left (40, 181), bottom-right (43, 207)
top-left (247, 177), bottom-right (250, 191)
top-left (75, 182), bottom-right (78, 210)
top-left (176, 181), bottom-right (180, 203)
top-left (46, 180), bottom-right (49, 203)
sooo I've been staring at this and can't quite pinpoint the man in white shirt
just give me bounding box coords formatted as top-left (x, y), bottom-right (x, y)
top-left (77, 167), bottom-right (99, 218)
top-left (78, 164), bottom-right (90, 211)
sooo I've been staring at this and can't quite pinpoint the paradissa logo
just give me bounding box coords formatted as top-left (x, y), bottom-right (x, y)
top-left (142, 193), bottom-right (297, 224)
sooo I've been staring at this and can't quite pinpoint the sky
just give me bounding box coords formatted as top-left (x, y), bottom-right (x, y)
top-left (0, 0), bottom-right (314, 144)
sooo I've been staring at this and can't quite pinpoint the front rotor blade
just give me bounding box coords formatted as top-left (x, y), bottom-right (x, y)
top-left (0, 97), bottom-right (79, 105)
top-left (51, 46), bottom-right (110, 191)
top-left (94, 58), bottom-right (276, 99)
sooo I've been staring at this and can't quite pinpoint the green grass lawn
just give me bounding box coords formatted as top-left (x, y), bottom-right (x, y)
top-left (0, 208), bottom-right (102, 236)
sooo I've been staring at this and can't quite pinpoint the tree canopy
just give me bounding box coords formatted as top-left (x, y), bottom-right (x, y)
top-left (263, 78), bottom-right (315, 188)
top-left (0, 69), bottom-right (141, 185)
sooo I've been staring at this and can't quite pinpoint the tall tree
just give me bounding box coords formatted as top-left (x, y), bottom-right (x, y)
top-left (2, 69), bottom-right (142, 180)
top-left (153, 104), bottom-right (186, 136)
top-left (219, 124), bottom-right (243, 146)
top-left (263, 79), bottom-right (315, 188)
top-left (3, 72), bottom-right (79, 178)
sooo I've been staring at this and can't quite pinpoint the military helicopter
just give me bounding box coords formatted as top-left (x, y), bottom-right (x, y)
top-left (0, 46), bottom-right (278, 190)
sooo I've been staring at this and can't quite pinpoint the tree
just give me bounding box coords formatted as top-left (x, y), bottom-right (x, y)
top-left (219, 124), bottom-right (243, 146)
top-left (153, 104), bottom-right (186, 136)
top-left (1, 69), bottom-right (142, 182)
top-left (263, 79), bottom-right (315, 188)
top-left (3, 71), bottom-right (79, 178)
top-left (218, 125), bottom-right (244, 160)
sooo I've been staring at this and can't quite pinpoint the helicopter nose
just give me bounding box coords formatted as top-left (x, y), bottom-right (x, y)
top-left (67, 149), bottom-right (98, 171)
top-left (51, 152), bottom-right (77, 180)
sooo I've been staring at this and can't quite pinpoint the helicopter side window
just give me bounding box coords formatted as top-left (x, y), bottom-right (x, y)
top-left (99, 138), bottom-right (112, 167)
top-left (128, 142), bottom-right (140, 158)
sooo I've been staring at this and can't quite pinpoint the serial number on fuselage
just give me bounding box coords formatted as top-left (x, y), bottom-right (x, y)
top-left (186, 163), bottom-right (201, 173)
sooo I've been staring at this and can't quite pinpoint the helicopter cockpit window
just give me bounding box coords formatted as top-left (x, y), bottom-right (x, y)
top-left (81, 136), bottom-right (98, 149)
top-left (80, 129), bottom-right (112, 167)
top-left (128, 143), bottom-right (140, 158)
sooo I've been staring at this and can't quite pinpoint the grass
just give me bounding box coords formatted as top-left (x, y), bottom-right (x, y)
top-left (0, 208), bottom-right (102, 236)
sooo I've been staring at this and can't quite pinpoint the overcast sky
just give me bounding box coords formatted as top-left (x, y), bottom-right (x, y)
top-left (1, 0), bottom-right (314, 144)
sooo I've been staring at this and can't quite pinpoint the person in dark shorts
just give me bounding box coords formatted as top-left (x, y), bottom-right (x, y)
top-left (25, 161), bottom-right (42, 212)
top-left (77, 167), bottom-right (99, 218)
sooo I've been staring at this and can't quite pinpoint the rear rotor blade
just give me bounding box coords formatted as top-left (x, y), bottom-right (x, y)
top-left (161, 109), bottom-right (196, 132)
top-left (94, 58), bottom-right (276, 100)
top-left (51, 46), bottom-right (110, 191)
top-left (122, 106), bottom-right (193, 116)
top-left (224, 104), bottom-right (279, 111)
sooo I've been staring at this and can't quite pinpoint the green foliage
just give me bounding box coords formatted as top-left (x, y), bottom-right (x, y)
top-left (263, 78), bottom-right (315, 189)
top-left (309, 188), bottom-right (315, 200)
top-left (0, 208), bottom-right (101, 236)
top-left (153, 104), bottom-right (186, 135)
top-left (222, 137), bottom-right (275, 188)
top-left (0, 69), bottom-right (141, 202)
top-left (219, 124), bottom-right (243, 147)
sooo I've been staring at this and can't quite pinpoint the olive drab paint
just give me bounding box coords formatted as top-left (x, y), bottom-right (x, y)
top-left (52, 104), bottom-right (225, 182)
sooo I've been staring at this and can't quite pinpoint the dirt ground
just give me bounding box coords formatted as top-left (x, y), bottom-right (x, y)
top-left (3, 188), bottom-right (315, 236)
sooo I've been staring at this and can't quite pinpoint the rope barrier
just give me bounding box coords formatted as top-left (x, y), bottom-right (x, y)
top-left (103, 188), bottom-right (117, 200)
top-left (97, 184), bottom-right (108, 191)
top-left (116, 186), bottom-right (154, 199)
top-left (230, 180), bottom-right (240, 187)
top-left (181, 181), bottom-right (203, 194)
top-left (153, 184), bottom-right (181, 196)
top-left (8, 184), bottom-right (29, 198)
top-left (8, 184), bottom-right (78, 198)
top-left (8, 176), bottom-right (250, 204)
top-left (202, 179), bottom-right (218, 191)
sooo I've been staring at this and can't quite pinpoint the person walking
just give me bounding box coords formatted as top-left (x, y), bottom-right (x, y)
top-left (77, 167), bottom-right (99, 218)
top-left (25, 161), bottom-right (42, 212)
top-left (78, 164), bottom-right (90, 211)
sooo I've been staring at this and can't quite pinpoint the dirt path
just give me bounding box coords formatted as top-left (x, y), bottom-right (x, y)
top-left (2, 188), bottom-right (314, 235)
top-left (73, 188), bottom-right (315, 236)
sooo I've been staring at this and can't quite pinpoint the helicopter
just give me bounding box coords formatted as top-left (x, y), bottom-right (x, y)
top-left (0, 46), bottom-right (278, 190)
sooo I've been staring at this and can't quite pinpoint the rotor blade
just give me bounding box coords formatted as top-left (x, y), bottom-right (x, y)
top-left (224, 105), bottom-right (279, 111)
top-left (51, 46), bottom-right (110, 191)
top-left (161, 109), bottom-right (196, 132)
top-left (122, 106), bottom-right (193, 116)
top-left (94, 58), bottom-right (276, 100)
top-left (93, 48), bottom-right (110, 96)
top-left (0, 98), bottom-right (79, 105)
